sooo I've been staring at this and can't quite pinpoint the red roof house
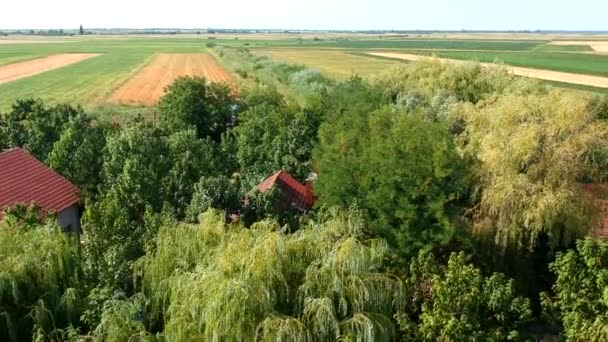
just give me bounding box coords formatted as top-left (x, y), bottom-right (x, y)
top-left (250, 170), bottom-right (316, 213)
top-left (0, 148), bottom-right (82, 234)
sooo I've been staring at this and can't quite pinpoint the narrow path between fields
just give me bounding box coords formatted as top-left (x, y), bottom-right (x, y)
top-left (368, 52), bottom-right (608, 89)
top-left (0, 54), bottom-right (100, 85)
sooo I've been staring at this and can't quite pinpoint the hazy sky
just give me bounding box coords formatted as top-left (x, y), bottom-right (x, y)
top-left (1, 0), bottom-right (606, 30)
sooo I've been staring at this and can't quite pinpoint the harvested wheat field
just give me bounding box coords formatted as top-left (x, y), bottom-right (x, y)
top-left (0, 53), bottom-right (100, 85)
top-left (551, 41), bottom-right (608, 53)
top-left (368, 52), bottom-right (608, 89)
top-left (109, 53), bottom-right (235, 106)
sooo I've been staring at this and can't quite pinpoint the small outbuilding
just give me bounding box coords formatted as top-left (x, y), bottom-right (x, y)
top-left (0, 148), bottom-right (82, 236)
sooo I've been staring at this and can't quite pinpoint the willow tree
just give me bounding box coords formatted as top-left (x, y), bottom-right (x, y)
top-left (138, 209), bottom-right (404, 341)
top-left (0, 219), bottom-right (84, 341)
top-left (455, 90), bottom-right (608, 250)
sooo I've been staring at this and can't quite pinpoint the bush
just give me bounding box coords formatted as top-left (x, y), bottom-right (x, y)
top-left (543, 238), bottom-right (608, 340)
top-left (397, 252), bottom-right (533, 341)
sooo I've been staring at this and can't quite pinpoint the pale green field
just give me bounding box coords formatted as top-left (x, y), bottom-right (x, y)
top-left (252, 49), bottom-right (404, 79)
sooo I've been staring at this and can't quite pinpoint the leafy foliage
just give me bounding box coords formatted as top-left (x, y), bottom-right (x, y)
top-left (47, 113), bottom-right (109, 198)
top-left (3, 57), bottom-right (608, 341)
top-left (236, 87), bottom-right (321, 182)
top-left (455, 90), bottom-right (608, 250)
top-left (158, 76), bottom-right (237, 141)
top-left (543, 238), bottom-right (608, 341)
top-left (186, 175), bottom-right (242, 222)
top-left (315, 92), bottom-right (468, 257)
top-left (139, 209), bottom-right (403, 341)
top-left (0, 221), bottom-right (83, 341)
top-left (0, 99), bottom-right (83, 161)
top-left (397, 252), bottom-right (532, 341)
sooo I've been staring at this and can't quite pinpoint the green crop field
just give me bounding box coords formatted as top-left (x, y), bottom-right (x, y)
top-left (0, 35), bottom-right (607, 113)
top-left (299, 39), bottom-right (547, 51)
top-left (0, 52), bottom-right (48, 66)
top-left (532, 44), bottom-right (594, 52)
top-left (406, 50), bottom-right (608, 77)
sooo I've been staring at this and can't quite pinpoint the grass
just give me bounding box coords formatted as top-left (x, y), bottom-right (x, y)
top-left (0, 52), bottom-right (50, 66)
top-left (252, 49), bottom-right (404, 79)
top-left (533, 44), bottom-right (594, 52)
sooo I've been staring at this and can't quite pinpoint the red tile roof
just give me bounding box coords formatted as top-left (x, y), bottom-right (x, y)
top-left (252, 170), bottom-right (315, 212)
top-left (0, 148), bottom-right (80, 216)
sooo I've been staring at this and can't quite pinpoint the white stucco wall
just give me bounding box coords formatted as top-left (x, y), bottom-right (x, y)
top-left (57, 204), bottom-right (81, 236)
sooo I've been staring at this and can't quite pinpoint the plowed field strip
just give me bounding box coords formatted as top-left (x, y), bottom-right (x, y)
top-left (109, 53), bottom-right (235, 106)
top-left (0, 53), bottom-right (100, 84)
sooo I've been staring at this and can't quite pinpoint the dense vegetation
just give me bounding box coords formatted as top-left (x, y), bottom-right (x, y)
top-left (1, 56), bottom-right (608, 341)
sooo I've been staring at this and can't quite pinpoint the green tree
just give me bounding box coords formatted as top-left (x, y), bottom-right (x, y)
top-left (315, 107), bottom-right (468, 257)
top-left (397, 251), bottom-right (532, 341)
top-left (47, 113), bottom-right (109, 198)
top-left (79, 25), bottom-right (84, 35)
top-left (82, 119), bottom-right (171, 288)
top-left (0, 99), bottom-right (81, 161)
top-left (159, 76), bottom-right (237, 141)
top-left (236, 97), bottom-right (320, 183)
top-left (163, 129), bottom-right (226, 218)
top-left (542, 238), bottom-right (608, 341)
top-left (186, 175), bottom-right (241, 222)
top-left (100, 119), bottom-right (171, 220)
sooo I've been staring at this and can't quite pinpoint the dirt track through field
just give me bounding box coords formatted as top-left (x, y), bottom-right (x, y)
top-left (109, 53), bottom-right (235, 106)
top-left (0, 53), bottom-right (99, 84)
top-left (368, 52), bottom-right (608, 89)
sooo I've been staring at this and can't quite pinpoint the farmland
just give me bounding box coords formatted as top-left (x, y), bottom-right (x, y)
top-left (0, 34), bottom-right (608, 113)
top-left (109, 53), bottom-right (234, 106)
top-left (0, 53), bottom-right (99, 84)
top-left (251, 49), bottom-right (402, 79)
top-left (368, 52), bottom-right (608, 89)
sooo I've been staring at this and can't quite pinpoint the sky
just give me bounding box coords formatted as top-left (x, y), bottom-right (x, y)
top-left (1, 0), bottom-right (606, 31)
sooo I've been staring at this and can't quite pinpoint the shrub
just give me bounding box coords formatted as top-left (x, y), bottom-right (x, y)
top-left (543, 238), bottom-right (608, 340)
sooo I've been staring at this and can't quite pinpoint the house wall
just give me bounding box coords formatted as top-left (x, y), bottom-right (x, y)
top-left (57, 205), bottom-right (81, 236)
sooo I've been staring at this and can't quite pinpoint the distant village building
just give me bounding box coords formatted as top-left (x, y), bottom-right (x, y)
top-left (250, 170), bottom-right (316, 213)
top-left (0, 148), bottom-right (81, 235)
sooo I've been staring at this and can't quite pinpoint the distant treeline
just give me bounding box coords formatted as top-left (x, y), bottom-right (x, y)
top-left (2, 28), bottom-right (607, 36)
